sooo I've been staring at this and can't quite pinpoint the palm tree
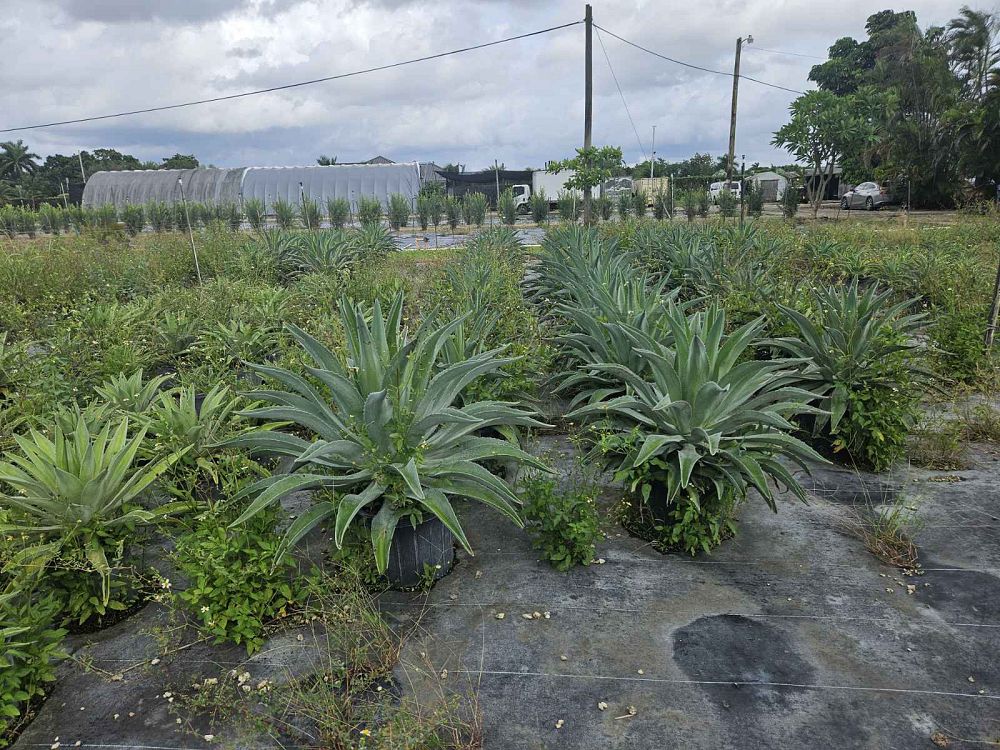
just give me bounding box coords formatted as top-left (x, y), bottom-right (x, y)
top-left (0, 140), bottom-right (40, 180)
top-left (947, 7), bottom-right (1000, 100)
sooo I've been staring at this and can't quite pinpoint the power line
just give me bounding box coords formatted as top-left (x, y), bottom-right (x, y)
top-left (594, 24), bottom-right (805, 95)
top-left (748, 46), bottom-right (825, 61)
top-left (595, 27), bottom-right (648, 161)
top-left (0, 20), bottom-right (584, 134)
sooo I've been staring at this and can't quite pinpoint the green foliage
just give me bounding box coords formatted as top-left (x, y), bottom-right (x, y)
top-left (326, 197), bottom-right (350, 230)
top-left (38, 205), bottom-right (62, 236)
top-left (121, 204), bottom-right (144, 236)
top-left (771, 280), bottom-right (928, 470)
top-left (530, 189), bottom-right (549, 223)
top-left (298, 197), bottom-right (321, 230)
top-left (498, 188), bottom-right (517, 226)
top-left (387, 194), bottom-right (411, 231)
top-left (631, 189), bottom-right (646, 218)
top-left (549, 145), bottom-right (624, 192)
top-left (350, 223), bottom-right (396, 262)
top-left (244, 198), bottom-right (265, 231)
top-left (174, 509), bottom-right (304, 654)
top-left (652, 190), bottom-right (671, 220)
top-left (617, 191), bottom-right (631, 219)
top-left (557, 191), bottom-right (580, 222)
top-left (461, 192), bottom-right (488, 227)
top-left (273, 199), bottom-right (297, 230)
top-left (593, 195), bottom-right (613, 221)
top-left (223, 202), bottom-right (243, 232)
top-left (416, 193), bottom-right (434, 230)
top-left (697, 190), bottom-right (709, 217)
top-left (356, 196), bottom-right (383, 227)
top-left (0, 592), bottom-right (66, 744)
top-left (746, 181), bottom-right (765, 217)
top-left (521, 475), bottom-right (600, 571)
top-left (682, 191), bottom-right (698, 221)
top-left (0, 415), bottom-right (185, 624)
top-left (444, 196), bottom-right (461, 230)
top-left (781, 182), bottom-right (800, 219)
top-left (223, 293), bottom-right (548, 575)
top-left (571, 304), bottom-right (825, 555)
top-left (717, 189), bottom-right (738, 218)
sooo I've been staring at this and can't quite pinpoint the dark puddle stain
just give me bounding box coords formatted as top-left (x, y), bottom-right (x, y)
top-left (672, 614), bottom-right (815, 712)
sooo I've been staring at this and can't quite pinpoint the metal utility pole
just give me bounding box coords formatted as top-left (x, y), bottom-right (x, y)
top-left (726, 35), bottom-right (752, 185)
top-left (177, 178), bottom-right (203, 285)
top-left (583, 3), bottom-right (593, 225)
top-left (649, 125), bottom-right (656, 180)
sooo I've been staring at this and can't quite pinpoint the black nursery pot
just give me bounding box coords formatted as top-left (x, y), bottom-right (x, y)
top-left (386, 515), bottom-right (456, 589)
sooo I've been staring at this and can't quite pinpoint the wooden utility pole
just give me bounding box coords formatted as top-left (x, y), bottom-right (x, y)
top-left (726, 36), bottom-right (747, 185)
top-left (986, 249), bottom-right (1000, 348)
top-left (583, 4), bottom-right (593, 225)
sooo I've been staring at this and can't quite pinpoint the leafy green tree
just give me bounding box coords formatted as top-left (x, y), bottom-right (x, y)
top-left (549, 145), bottom-right (624, 223)
top-left (946, 7), bottom-right (999, 100)
top-left (772, 90), bottom-right (862, 217)
top-left (316, 154), bottom-right (338, 166)
top-left (160, 153), bottom-right (199, 170)
top-left (0, 140), bottom-right (39, 180)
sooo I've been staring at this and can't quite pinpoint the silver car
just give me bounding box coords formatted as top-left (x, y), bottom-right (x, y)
top-left (840, 182), bottom-right (894, 210)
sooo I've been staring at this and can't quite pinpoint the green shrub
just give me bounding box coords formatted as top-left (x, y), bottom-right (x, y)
top-left (652, 190), bottom-right (671, 220)
top-left (144, 202), bottom-right (169, 232)
top-left (416, 194), bottom-right (433, 230)
top-left (617, 191), bottom-right (631, 219)
top-left (223, 293), bottom-right (547, 576)
top-left (356, 196), bottom-right (383, 227)
top-left (223, 202), bottom-right (243, 231)
top-left (462, 192), bottom-right (488, 227)
top-left (273, 199), bottom-right (297, 230)
top-left (0, 207), bottom-right (15, 239)
top-left (298, 197), bottom-right (321, 230)
top-left (572, 304), bottom-right (824, 555)
top-left (592, 195), bottom-right (612, 221)
top-left (38, 205), bottom-right (61, 235)
top-left (350, 223), bottom-right (396, 262)
top-left (746, 181), bottom-right (764, 217)
top-left (772, 280), bottom-right (928, 471)
top-left (14, 208), bottom-right (35, 238)
top-left (929, 304), bottom-right (989, 382)
top-left (717, 189), bottom-right (738, 218)
top-left (429, 193), bottom-right (444, 228)
top-left (444, 196), bottom-right (462, 230)
top-left (781, 183), bottom-right (800, 219)
top-left (631, 189), bottom-right (646, 218)
top-left (557, 191), bottom-right (580, 222)
top-left (521, 476), bottom-right (601, 571)
top-left (530, 190), bottom-right (549, 223)
top-left (174, 508), bottom-right (304, 654)
top-left (387, 193), bottom-right (411, 231)
top-left (0, 592), bottom-right (66, 743)
top-left (497, 188), bottom-right (518, 226)
top-left (0, 415), bottom-right (186, 625)
top-left (697, 190), bottom-right (709, 217)
top-left (244, 198), bottom-right (265, 231)
top-left (121, 204), bottom-right (145, 236)
top-left (326, 197), bottom-right (350, 229)
top-left (682, 191), bottom-right (698, 221)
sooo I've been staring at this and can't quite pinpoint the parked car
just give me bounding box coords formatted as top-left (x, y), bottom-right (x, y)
top-left (840, 182), bottom-right (894, 210)
top-left (708, 181), bottom-right (741, 204)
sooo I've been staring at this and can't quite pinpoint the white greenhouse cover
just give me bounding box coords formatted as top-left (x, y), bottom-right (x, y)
top-left (82, 163), bottom-right (422, 214)
top-left (240, 163), bottom-right (421, 213)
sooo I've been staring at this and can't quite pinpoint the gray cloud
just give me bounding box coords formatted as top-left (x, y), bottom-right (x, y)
top-left (2, 0), bottom-right (970, 171)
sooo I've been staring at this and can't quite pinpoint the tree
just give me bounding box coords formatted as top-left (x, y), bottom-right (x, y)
top-left (160, 153), bottom-right (199, 169)
top-left (549, 145), bottom-right (624, 223)
top-left (772, 90), bottom-right (858, 218)
top-left (0, 140), bottom-right (39, 180)
top-left (316, 155), bottom-right (337, 166)
top-left (946, 7), bottom-right (999, 101)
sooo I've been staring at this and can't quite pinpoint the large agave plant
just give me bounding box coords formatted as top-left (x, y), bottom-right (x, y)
top-left (293, 230), bottom-right (356, 275)
top-left (571, 305), bottom-right (824, 553)
top-left (0, 415), bottom-right (185, 601)
top-left (769, 279), bottom-right (928, 436)
top-left (224, 293), bottom-right (548, 573)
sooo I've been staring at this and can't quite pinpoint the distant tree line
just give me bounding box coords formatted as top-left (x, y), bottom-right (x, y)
top-left (0, 142), bottom-right (201, 207)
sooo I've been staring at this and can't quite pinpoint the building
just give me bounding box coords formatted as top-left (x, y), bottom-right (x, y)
top-left (82, 162), bottom-right (422, 213)
top-left (748, 171), bottom-right (789, 202)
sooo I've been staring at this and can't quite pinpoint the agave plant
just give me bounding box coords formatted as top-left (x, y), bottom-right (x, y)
top-left (0, 415), bottom-right (185, 616)
top-left (294, 230), bottom-right (356, 275)
top-left (349, 223), bottom-right (397, 261)
top-left (298, 196), bottom-right (322, 230)
top-left (769, 279), bottom-right (929, 469)
top-left (571, 305), bottom-right (824, 554)
top-left (273, 199), bottom-right (297, 230)
top-left (244, 198), bottom-right (266, 231)
top-left (154, 310), bottom-right (199, 360)
top-left (93, 370), bottom-right (172, 416)
top-left (327, 197), bottom-right (351, 229)
top-left (223, 293), bottom-right (548, 575)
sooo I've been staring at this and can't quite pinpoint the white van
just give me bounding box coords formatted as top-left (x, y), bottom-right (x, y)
top-left (708, 181), bottom-right (741, 204)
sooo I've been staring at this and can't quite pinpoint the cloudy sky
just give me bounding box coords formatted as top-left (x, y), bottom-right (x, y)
top-left (0, 0), bottom-right (977, 171)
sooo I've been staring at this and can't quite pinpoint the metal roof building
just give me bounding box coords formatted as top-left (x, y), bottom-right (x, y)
top-left (82, 162), bottom-right (422, 213)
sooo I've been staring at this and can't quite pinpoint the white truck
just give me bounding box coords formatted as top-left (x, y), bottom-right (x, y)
top-left (511, 170), bottom-right (603, 212)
